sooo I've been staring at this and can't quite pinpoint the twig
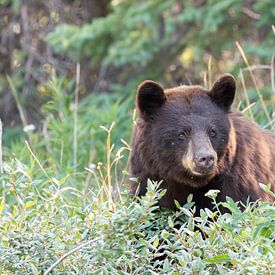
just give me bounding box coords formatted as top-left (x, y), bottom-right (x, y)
top-left (239, 70), bottom-right (255, 120)
top-left (25, 141), bottom-right (55, 186)
top-left (73, 63), bottom-right (80, 173)
top-left (203, 71), bottom-right (207, 88)
top-left (271, 54), bottom-right (275, 95)
top-left (93, 64), bottom-right (108, 93)
top-left (20, 3), bottom-right (33, 83)
top-left (42, 116), bottom-right (54, 158)
top-left (263, 118), bottom-right (275, 129)
top-left (0, 119), bottom-right (2, 173)
top-left (241, 7), bottom-right (260, 20)
top-left (207, 56), bottom-right (212, 89)
top-left (44, 237), bottom-right (103, 275)
top-left (100, 122), bottom-right (116, 211)
top-left (6, 75), bottom-right (28, 129)
top-left (240, 102), bottom-right (256, 114)
top-left (236, 42), bottom-right (272, 123)
top-left (0, 119), bottom-right (4, 201)
top-left (241, 65), bottom-right (270, 72)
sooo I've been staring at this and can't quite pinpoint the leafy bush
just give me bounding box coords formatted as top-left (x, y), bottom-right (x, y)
top-left (1, 58), bottom-right (274, 273)
top-left (0, 169), bottom-right (274, 274)
top-left (1, 90), bottom-right (274, 274)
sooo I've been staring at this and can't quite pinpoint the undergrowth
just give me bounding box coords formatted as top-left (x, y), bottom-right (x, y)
top-left (0, 174), bottom-right (274, 274)
top-left (0, 62), bottom-right (274, 274)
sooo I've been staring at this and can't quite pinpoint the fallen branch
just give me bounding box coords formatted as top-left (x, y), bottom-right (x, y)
top-left (44, 237), bottom-right (103, 275)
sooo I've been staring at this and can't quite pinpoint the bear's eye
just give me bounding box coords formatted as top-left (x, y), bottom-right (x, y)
top-left (178, 133), bottom-right (185, 140)
top-left (178, 131), bottom-right (189, 140)
top-left (209, 129), bottom-right (216, 138)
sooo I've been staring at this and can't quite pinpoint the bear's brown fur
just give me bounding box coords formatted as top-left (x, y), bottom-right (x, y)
top-left (129, 74), bottom-right (275, 213)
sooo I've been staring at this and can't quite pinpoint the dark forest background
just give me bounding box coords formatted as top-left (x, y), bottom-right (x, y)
top-left (1, 0), bottom-right (274, 128)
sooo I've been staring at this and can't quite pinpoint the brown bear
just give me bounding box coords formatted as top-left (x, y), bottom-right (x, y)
top-left (129, 74), bottom-right (275, 213)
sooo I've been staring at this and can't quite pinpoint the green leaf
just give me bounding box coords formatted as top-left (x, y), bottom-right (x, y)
top-left (161, 230), bottom-right (170, 239)
top-left (168, 216), bottom-right (174, 228)
top-left (222, 197), bottom-right (241, 214)
top-left (187, 193), bottom-right (193, 203)
top-left (0, 197), bottom-right (5, 215)
top-left (163, 258), bottom-right (170, 271)
top-left (24, 200), bottom-right (37, 208)
top-left (259, 182), bottom-right (271, 193)
top-left (174, 200), bottom-right (181, 209)
top-left (153, 235), bottom-right (159, 248)
top-left (204, 254), bottom-right (231, 263)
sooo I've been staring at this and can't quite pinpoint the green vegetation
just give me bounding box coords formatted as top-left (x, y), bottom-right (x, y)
top-left (0, 165), bottom-right (274, 273)
top-left (0, 73), bottom-right (274, 273)
top-left (0, 0), bottom-right (274, 273)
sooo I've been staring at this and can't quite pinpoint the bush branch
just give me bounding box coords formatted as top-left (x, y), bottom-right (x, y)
top-left (44, 237), bottom-right (103, 275)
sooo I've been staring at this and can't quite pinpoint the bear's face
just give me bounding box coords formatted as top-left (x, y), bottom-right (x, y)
top-left (136, 74), bottom-right (236, 188)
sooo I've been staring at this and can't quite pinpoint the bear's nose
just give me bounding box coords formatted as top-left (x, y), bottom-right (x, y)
top-left (195, 153), bottom-right (215, 170)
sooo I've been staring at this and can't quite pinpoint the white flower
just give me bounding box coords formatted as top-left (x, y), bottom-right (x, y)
top-left (23, 124), bottom-right (36, 132)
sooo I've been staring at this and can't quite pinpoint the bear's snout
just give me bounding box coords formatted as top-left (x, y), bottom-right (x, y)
top-left (182, 140), bottom-right (218, 177)
top-left (194, 153), bottom-right (216, 174)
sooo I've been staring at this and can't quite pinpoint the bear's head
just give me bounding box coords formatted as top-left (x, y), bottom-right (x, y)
top-left (136, 74), bottom-right (236, 188)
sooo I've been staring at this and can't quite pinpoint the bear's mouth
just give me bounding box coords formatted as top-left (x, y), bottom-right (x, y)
top-left (191, 165), bottom-right (215, 177)
top-left (167, 165), bottom-right (216, 188)
top-left (183, 168), bottom-right (216, 188)
top-left (183, 164), bottom-right (217, 185)
top-left (187, 169), bottom-right (214, 179)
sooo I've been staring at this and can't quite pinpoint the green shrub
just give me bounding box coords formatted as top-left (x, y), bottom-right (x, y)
top-left (1, 62), bottom-right (274, 273)
top-left (0, 170), bottom-right (274, 274)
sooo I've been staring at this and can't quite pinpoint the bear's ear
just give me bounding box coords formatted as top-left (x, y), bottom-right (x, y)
top-left (137, 80), bottom-right (166, 117)
top-left (209, 74), bottom-right (236, 112)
